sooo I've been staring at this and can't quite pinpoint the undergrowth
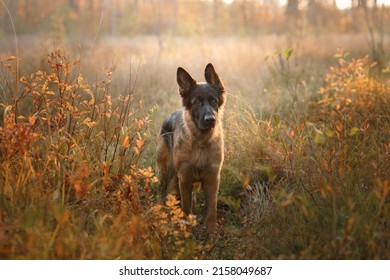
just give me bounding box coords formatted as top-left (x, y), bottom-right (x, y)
top-left (0, 47), bottom-right (199, 259)
top-left (217, 50), bottom-right (390, 259)
top-left (0, 47), bottom-right (389, 259)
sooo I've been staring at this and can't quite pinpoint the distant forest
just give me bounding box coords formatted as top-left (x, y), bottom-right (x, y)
top-left (1, 0), bottom-right (389, 37)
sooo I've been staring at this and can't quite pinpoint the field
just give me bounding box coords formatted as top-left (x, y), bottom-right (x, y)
top-left (1, 3), bottom-right (390, 259)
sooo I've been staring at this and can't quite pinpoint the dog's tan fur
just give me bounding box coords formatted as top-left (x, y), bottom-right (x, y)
top-left (156, 64), bottom-right (225, 233)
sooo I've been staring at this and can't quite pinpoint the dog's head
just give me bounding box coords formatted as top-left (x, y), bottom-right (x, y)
top-left (177, 63), bottom-right (225, 131)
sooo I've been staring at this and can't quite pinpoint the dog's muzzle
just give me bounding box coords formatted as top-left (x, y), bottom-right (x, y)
top-left (203, 114), bottom-right (216, 129)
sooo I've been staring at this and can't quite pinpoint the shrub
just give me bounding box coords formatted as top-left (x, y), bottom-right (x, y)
top-left (0, 47), bottom-right (199, 259)
top-left (219, 50), bottom-right (390, 259)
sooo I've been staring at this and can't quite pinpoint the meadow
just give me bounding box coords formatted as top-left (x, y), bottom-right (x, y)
top-left (1, 13), bottom-right (390, 259)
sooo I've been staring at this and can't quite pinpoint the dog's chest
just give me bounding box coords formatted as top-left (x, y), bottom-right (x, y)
top-left (174, 139), bottom-right (222, 177)
top-left (191, 144), bottom-right (220, 180)
top-left (191, 143), bottom-right (211, 167)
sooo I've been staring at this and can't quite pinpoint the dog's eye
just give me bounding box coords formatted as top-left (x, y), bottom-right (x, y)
top-left (210, 98), bottom-right (218, 105)
top-left (194, 99), bottom-right (202, 104)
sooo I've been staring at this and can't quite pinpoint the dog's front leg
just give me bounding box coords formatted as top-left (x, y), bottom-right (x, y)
top-left (178, 172), bottom-right (194, 215)
top-left (203, 174), bottom-right (220, 234)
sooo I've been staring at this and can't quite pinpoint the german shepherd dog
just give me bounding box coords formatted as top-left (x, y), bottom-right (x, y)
top-left (156, 63), bottom-right (226, 233)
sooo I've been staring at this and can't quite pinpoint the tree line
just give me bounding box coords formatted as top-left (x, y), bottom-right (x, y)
top-left (0, 0), bottom-right (388, 37)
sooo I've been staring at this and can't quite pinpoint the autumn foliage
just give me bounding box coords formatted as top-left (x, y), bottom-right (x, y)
top-left (0, 47), bottom-right (199, 259)
top-left (0, 42), bottom-right (389, 259)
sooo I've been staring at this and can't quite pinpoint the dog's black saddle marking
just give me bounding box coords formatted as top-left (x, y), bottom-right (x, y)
top-left (160, 110), bottom-right (182, 151)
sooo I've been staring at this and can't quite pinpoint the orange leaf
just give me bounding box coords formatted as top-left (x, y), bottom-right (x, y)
top-left (136, 139), bottom-right (143, 149)
top-left (7, 56), bottom-right (19, 61)
top-left (29, 116), bottom-right (37, 125)
top-left (122, 136), bottom-right (130, 149)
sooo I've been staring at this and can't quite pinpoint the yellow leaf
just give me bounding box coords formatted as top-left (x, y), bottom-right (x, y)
top-left (7, 56), bottom-right (19, 61)
top-left (83, 117), bottom-right (97, 128)
top-left (325, 184), bottom-right (334, 194)
top-left (279, 199), bottom-right (292, 207)
top-left (349, 127), bottom-right (359, 136)
top-left (242, 172), bottom-right (251, 187)
top-left (381, 67), bottom-right (390, 74)
top-left (88, 96), bottom-right (95, 105)
top-left (314, 132), bottom-right (326, 144)
top-left (325, 129), bottom-right (334, 137)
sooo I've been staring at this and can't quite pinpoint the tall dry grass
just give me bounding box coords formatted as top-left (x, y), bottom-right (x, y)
top-left (1, 34), bottom-right (389, 259)
top-left (217, 48), bottom-right (390, 259)
top-left (0, 46), bottom-right (199, 259)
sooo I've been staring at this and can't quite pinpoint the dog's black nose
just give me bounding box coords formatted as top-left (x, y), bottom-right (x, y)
top-left (204, 114), bottom-right (216, 124)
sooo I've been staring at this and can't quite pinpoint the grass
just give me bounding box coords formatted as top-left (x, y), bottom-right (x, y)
top-left (0, 34), bottom-right (389, 259)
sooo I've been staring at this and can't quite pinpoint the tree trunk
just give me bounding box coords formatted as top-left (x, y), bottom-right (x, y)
top-left (285, 0), bottom-right (299, 17)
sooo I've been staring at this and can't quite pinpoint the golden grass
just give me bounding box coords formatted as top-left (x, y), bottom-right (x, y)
top-left (0, 34), bottom-right (389, 259)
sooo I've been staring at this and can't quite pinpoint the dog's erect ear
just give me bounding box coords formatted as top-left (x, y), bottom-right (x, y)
top-left (177, 67), bottom-right (196, 97)
top-left (205, 63), bottom-right (225, 93)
